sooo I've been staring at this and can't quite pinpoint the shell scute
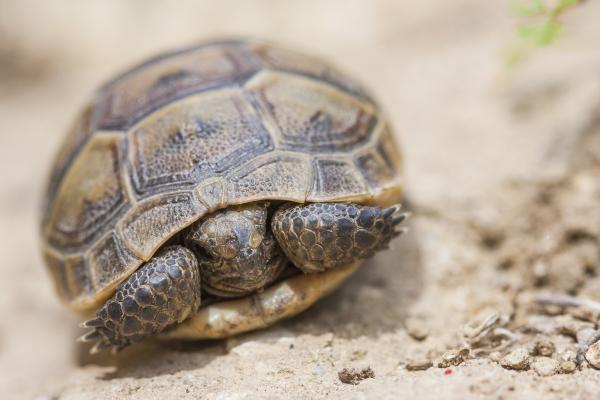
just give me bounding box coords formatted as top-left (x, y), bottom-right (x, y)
top-left (308, 157), bottom-right (370, 202)
top-left (195, 179), bottom-right (225, 211)
top-left (249, 42), bottom-right (373, 103)
top-left (96, 42), bottom-right (260, 130)
top-left (129, 88), bottom-right (272, 197)
top-left (42, 104), bottom-right (97, 226)
top-left (117, 192), bottom-right (207, 260)
top-left (247, 71), bottom-right (376, 153)
top-left (224, 152), bottom-right (311, 204)
top-left (87, 233), bottom-right (140, 297)
top-left (45, 134), bottom-right (129, 251)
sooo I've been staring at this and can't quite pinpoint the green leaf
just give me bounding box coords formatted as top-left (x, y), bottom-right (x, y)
top-left (554, 0), bottom-right (579, 14)
top-left (510, 0), bottom-right (546, 17)
top-left (517, 20), bottom-right (562, 46)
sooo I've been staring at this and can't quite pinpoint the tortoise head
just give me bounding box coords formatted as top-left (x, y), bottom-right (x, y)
top-left (185, 202), bottom-right (267, 261)
top-left (184, 202), bottom-right (286, 297)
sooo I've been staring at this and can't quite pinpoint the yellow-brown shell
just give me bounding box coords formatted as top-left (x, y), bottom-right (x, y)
top-left (41, 39), bottom-right (403, 312)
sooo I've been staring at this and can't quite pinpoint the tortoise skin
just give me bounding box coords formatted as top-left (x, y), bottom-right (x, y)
top-left (80, 246), bottom-right (201, 352)
top-left (185, 202), bottom-right (286, 297)
top-left (41, 39), bottom-right (403, 311)
top-left (272, 203), bottom-right (406, 273)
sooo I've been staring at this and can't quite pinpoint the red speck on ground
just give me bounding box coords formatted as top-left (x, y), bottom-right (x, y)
top-left (444, 369), bottom-right (453, 376)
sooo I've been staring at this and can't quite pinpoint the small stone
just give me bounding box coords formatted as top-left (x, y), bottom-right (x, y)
top-left (406, 359), bottom-right (433, 371)
top-left (585, 340), bottom-right (600, 369)
top-left (560, 360), bottom-right (577, 374)
top-left (405, 317), bottom-right (429, 341)
top-left (534, 338), bottom-right (555, 357)
top-left (500, 348), bottom-right (530, 370)
top-left (555, 315), bottom-right (594, 338)
top-left (531, 357), bottom-right (559, 376)
top-left (338, 367), bottom-right (375, 385)
top-left (578, 328), bottom-right (600, 366)
top-left (437, 348), bottom-right (469, 368)
top-left (489, 351), bottom-right (502, 363)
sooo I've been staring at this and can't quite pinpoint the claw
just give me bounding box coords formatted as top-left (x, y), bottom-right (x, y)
top-left (80, 318), bottom-right (103, 328)
top-left (77, 329), bottom-right (102, 343)
top-left (382, 204), bottom-right (402, 218)
top-left (391, 212), bottom-right (409, 226)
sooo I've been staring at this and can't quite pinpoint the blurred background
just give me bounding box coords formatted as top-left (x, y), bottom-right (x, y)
top-left (2, 1), bottom-right (600, 399)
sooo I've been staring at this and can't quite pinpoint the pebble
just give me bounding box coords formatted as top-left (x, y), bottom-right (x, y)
top-left (534, 338), bottom-right (555, 357)
top-left (489, 351), bottom-right (502, 363)
top-left (338, 367), bottom-right (375, 385)
top-left (500, 348), bottom-right (530, 370)
top-left (555, 315), bottom-right (594, 338)
top-left (531, 357), bottom-right (559, 376)
top-left (437, 348), bottom-right (469, 368)
top-left (406, 359), bottom-right (433, 371)
top-left (560, 360), bottom-right (577, 374)
top-left (405, 317), bottom-right (429, 341)
top-left (585, 340), bottom-right (600, 369)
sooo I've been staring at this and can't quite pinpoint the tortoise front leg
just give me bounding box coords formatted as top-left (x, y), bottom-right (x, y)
top-left (271, 202), bottom-right (407, 273)
top-left (79, 246), bottom-right (201, 353)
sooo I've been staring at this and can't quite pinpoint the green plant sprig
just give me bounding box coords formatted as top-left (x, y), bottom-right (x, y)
top-left (506, 0), bottom-right (583, 68)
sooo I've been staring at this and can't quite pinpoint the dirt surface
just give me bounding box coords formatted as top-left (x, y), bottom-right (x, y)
top-left (3, 1), bottom-right (600, 399)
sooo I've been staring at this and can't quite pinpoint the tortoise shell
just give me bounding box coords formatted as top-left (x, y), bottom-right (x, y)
top-left (41, 39), bottom-right (403, 312)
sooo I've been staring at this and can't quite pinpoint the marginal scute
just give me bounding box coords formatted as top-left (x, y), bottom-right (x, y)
top-left (45, 134), bottom-right (128, 251)
top-left (224, 152), bottom-right (310, 204)
top-left (129, 89), bottom-right (272, 196)
top-left (375, 125), bottom-right (403, 177)
top-left (247, 71), bottom-right (376, 153)
top-left (87, 233), bottom-right (141, 295)
top-left (118, 192), bottom-right (207, 260)
top-left (43, 249), bottom-right (70, 301)
top-left (355, 147), bottom-right (396, 192)
top-left (195, 179), bottom-right (225, 211)
top-left (64, 255), bottom-right (94, 304)
top-left (42, 103), bottom-right (96, 227)
top-left (308, 158), bottom-right (370, 202)
top-left (97, 43), bottom-right (259, 129)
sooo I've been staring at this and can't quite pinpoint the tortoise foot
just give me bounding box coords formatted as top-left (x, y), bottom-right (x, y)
top-left (271, 202), bottom-right (408, 273)
top-left (78, 246), bottom-right (201, 353)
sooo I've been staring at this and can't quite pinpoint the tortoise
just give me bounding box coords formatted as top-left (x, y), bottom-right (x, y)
top-left (40, 38), bottom-right (406, 353)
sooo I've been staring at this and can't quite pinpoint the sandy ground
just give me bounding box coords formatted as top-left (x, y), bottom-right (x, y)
top-left (3, 0), bottom-right (600, 399)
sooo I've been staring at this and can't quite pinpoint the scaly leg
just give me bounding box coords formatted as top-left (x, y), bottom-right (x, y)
top-left (271, 202), bottom-right (407, 273)
top-left (79, 246), bottom-right (201, 353)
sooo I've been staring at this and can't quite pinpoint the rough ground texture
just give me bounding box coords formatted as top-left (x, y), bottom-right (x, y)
top-left (2, 1), bottom-right (600, 399)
